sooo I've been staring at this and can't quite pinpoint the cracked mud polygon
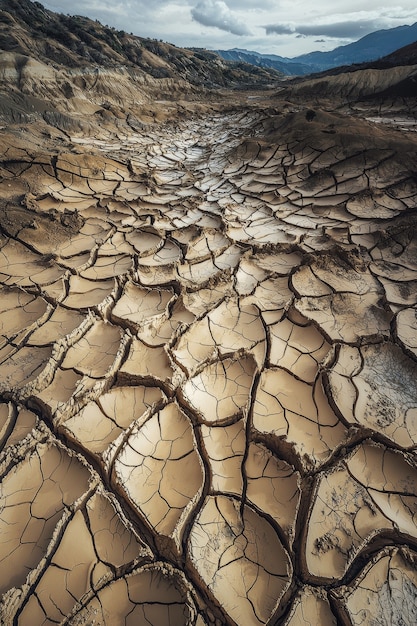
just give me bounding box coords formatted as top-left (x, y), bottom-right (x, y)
top-left (1, 43), bottom-right (417, 626)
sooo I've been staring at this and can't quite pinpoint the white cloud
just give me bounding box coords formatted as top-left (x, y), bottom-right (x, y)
top-left (191, 0), bottom-right (252, 36)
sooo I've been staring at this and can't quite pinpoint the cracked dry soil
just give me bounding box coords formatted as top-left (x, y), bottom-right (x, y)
top-left (1, 99), bottom-right (417, 626)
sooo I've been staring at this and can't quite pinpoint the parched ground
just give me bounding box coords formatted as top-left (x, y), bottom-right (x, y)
top-left (1, 90), bottom-right (417, 625)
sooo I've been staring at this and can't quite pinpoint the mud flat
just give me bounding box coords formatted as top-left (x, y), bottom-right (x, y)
top-left (1, 89), bottom-right (417, 625)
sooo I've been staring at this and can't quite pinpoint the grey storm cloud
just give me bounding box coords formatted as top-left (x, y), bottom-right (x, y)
top-left (191, 0), bottom-right (252, 36)
top-left (264, 24), bottom-right (293, 35)
top-left (266, 20), bottom-right (381, 39)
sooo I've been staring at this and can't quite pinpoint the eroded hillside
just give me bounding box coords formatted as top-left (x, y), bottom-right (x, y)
top-left (1, 3), bottom-right (417, 626)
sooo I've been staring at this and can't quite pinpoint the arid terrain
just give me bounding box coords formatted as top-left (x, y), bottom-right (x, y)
top-left (1, 2), bottom-right (417, 625)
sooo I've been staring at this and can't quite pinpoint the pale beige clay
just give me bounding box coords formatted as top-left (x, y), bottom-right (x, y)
top-left (1, 36), bottom-right (417, 625)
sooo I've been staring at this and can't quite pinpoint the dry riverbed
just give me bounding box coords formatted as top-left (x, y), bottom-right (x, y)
top-left (1, 99), bottom-right (417, 625)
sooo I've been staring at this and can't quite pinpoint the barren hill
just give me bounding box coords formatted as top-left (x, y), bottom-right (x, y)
top-left (0, 0), bottom-right (282, 132)
top-left (284, 36), bottom-right (417, 104)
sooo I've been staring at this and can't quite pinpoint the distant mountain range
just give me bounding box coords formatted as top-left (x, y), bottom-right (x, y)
top-left (215, 22), bottom-right (417, 75)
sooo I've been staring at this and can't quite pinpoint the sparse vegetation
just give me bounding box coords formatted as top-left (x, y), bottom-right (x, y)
top-left (0, 0), bottom-right (281, 87)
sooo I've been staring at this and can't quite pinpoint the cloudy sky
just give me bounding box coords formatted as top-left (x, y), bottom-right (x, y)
top-left (40, 1), bottom-right (417, 57)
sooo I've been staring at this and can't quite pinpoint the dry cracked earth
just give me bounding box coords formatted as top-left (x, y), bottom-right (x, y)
top-left (1, 96), bottom-right (417, 626)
